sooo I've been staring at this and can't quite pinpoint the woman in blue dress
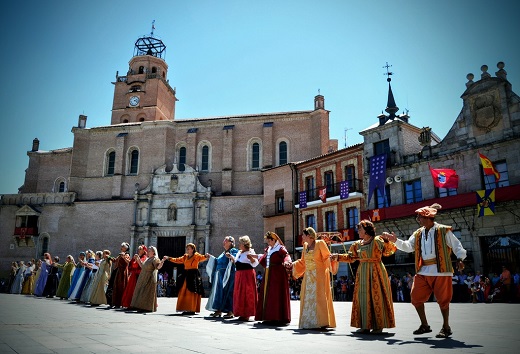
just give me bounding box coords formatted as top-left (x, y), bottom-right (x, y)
top-left (10, 261), bottom-right (26, 294)
top-left (205, 236), bottom-right (238, 318)
top-left (69, 250), bottom-right (95, 301)
top-left (34, 253), bottom-right (53, 297)
top-left (67, 252), bottom-right (86, 298)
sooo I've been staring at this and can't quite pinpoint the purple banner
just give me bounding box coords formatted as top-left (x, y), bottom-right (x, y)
top-left (340, 180), bottom-right (349, 199)
top-left (299, 191), bottom-right (307, 208)
top-left (368, 153), bottom-right (387, 204)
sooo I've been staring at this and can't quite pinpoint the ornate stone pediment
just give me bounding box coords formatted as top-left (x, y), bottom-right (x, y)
top-left (16, 204), bottom-right (41, 216)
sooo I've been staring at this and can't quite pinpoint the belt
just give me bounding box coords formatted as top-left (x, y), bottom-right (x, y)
top-left (422, 258), bottom-right (437, 266)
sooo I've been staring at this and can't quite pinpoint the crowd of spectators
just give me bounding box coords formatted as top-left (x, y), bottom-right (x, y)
top-left (452, 266), bottom-right (519, 303)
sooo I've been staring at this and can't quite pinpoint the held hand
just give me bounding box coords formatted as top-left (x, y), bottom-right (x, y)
top-left (225, 252), bottom-right (232, 259)
top-left (162, 256), bottom-right (169, 261)
top-left (457, 260), bottom-right (465, 271)
top-left (382, 231), bottom-right (397, 243)
top-left (205, 253), bottom-right (211, 258)
top-left (330, 254), bottom-right (338, 261)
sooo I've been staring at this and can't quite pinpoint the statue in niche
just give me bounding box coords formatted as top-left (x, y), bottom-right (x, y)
top-left (198, 238), bottom-right (205, 254)
top-left (167, 204), bottom-right (177, 221)
top-left (170, 175), bottom-right (178, 191)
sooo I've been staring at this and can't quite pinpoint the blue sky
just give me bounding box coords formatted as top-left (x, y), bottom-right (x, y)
top-left (1, 0), bottom-right (519, 194)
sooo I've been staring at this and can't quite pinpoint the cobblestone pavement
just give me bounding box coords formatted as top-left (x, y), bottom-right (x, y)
top-left (0, 294), bottom-right (518, 353)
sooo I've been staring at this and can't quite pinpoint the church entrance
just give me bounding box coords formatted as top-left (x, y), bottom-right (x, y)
top-left (157, 236), bottom-right (186, 297)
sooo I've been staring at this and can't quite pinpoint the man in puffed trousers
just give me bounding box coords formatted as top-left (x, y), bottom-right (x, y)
top-left (382, 203), bottom-right (466, 338)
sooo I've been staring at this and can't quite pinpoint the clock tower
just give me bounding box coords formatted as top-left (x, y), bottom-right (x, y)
top-left (111, 36), bottom-right (177, 125)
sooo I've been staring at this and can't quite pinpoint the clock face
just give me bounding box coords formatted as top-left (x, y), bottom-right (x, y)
top-left (129, 96), bottom-right (140, 106)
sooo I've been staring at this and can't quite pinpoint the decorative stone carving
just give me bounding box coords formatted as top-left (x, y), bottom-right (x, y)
top-left (472, 92), bottom-right (501, 132)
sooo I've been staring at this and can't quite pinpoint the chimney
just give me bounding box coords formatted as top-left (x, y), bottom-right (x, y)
top-left (32, 138), bottom-right (40, 152)
top-left (78, 114), bottom-right (87, 128)
top-left (314, 95), bottom-right (325, 110)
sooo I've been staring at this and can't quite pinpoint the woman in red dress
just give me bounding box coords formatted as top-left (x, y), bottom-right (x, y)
top-left (122, 245), bottom-right (148, 308)
top-left (226, 235), bottom-right (259, 321)
top-left (109, 242), bottom-right (130, 308)
top-left (164, 243), bottom-right (208, 315)
top-left (255, 231), bottom-right (292, 325)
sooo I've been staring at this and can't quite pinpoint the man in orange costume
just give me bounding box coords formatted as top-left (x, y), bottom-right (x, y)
top-left (383, 203), bottom-right (466, 338)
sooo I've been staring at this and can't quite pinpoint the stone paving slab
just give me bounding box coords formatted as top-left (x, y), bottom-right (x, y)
top-left (0, 294), bottom-right (518, 353)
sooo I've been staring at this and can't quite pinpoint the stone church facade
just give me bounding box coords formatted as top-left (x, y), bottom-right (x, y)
top-left (0, 36), bottom-right (336, 276)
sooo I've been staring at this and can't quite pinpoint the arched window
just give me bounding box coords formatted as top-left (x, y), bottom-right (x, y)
top-left (40, 236), bottom-right (49, 257)
top-left (129, 149), bottom-right (139, 174)
top-left (138, 66), bottom-right (144, 74)
top-left (139, 117), bottom-right (145, 122)
top-left (197, 141), bottom-right (212, 172)
top-left (151, 67), bottom-right (157, 73)
top-left (252, 143), bottom-right (260, 170)
top-left (106, 151), bottom-right (115, 176)
top-left (54, 177), bottom-right (67, 193)
top-left (201, 145), bottom-right (209, 171)
top-left (179, 146), bottom-right (186, 171)
top-left (279, 141), bottom-right (287, 165)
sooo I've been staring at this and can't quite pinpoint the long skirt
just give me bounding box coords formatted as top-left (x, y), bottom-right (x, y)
top-left (21, 275), bottom-right (35, 295)
top-left (67, 267), bottom-right (85, 298)
top-left (206, 268), bottom-right (235, 313)
top-left (233, 269), bottom-right (257, 317)
top-left (121, 272), bottom-right (140, 308)
top-left (80, 270), bottom-right (98, 302)
top-left (175, 280), bottom-right (202, 313)
top-left (69, 268), bottom-right (90, 300)
top-left (10, 273), bottom-right (24, 294)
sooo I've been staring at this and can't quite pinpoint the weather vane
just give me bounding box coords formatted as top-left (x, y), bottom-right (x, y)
top-left (151, 20), bottom-right (156, 37)
top-left (383, 62), bottom-right (393, 81)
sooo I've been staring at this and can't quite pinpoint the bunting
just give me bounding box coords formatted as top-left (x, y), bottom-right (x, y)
top-left (476, 189), bottom-right (495, 217)
top-left (429, 165), bottom-right (459, 189)
top-left (479, 152), bottom-right (500, 181)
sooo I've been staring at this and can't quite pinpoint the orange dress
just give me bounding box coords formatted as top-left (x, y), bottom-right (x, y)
top-left (167, 253), bottom-right (208, 312)
top-left (292, 240), bottom-right (336, 329)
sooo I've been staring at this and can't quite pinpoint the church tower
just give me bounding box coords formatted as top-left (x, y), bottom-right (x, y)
top-left (110, 35), bottom-right (177, 124)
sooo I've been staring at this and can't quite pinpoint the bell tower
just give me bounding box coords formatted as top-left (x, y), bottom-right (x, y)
top-left (111, 35), bottom-right (177, 125)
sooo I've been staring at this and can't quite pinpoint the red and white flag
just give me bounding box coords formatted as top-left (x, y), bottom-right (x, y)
top-left (429, 165), bottom-right (459, 189)
top-left (319, 187), bottom-right (327, 203)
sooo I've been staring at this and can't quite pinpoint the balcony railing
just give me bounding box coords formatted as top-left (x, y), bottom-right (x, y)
top-left (295, 178), bottom-right (363, 204)
top-left (263, 201), bottom-right (294, 217)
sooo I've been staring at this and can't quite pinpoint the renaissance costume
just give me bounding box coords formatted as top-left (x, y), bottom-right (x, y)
top-left (167, 253), bottom-right (208, 313)
top-left (292, 239), bottom-right (336, 329)
top-left (255, 242), bottom-right (291, 324)
top-left (130, 256), bottom-right (161, 312)
top-left (206, 247), bottom-right (238, 314)
top-left (338, 236), bottom-right (396, 330)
